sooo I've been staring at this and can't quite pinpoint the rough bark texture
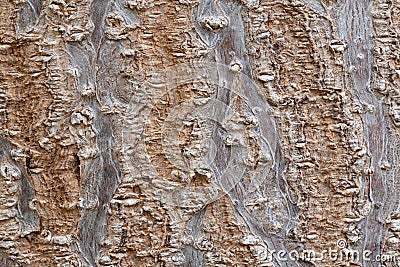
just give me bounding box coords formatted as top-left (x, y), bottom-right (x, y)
top-left (0, 0), bottom-right (400, 266)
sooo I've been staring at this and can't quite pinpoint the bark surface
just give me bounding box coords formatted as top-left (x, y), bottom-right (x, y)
top-left (0, 0), bottom-right (399, 266)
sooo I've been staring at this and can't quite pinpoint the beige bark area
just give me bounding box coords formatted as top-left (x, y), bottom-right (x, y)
top-left (0, 0), bottom-right (399, 266)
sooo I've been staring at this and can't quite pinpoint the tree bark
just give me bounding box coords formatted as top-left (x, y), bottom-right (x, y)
top-left (0, 0), bottom-right (399, 266)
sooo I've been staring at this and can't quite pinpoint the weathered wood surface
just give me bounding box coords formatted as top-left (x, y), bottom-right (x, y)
top-left (0, 0), bottom-right (399, 266)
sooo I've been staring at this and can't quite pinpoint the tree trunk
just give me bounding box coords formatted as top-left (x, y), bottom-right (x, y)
top-left (0, 0), bottom-right (399, 266)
